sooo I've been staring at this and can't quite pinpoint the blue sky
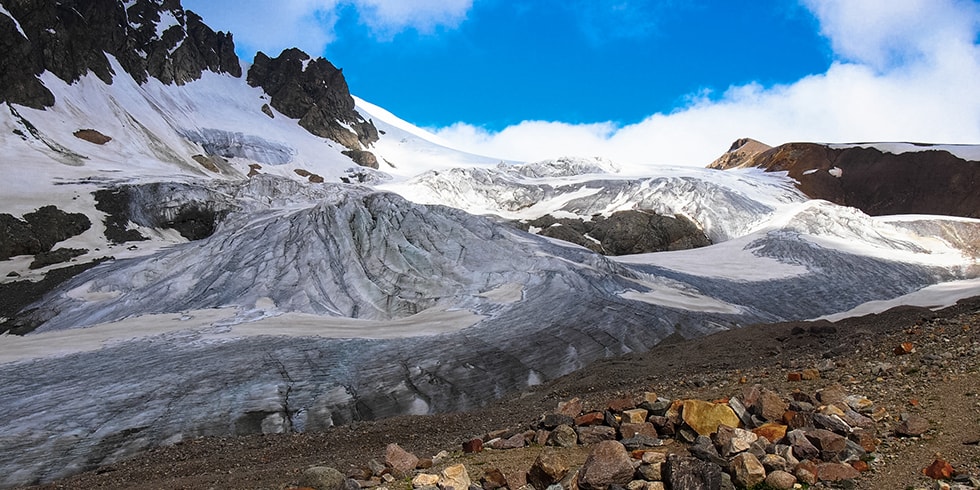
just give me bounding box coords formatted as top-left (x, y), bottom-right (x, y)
top-left (183, 0), bottom-right (980, 165)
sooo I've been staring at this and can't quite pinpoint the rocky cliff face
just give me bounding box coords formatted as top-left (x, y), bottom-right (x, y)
top-left (247, 48), bottom-right (379, 153)
top-left (0, 0), bottom-right (240, 108)
top-left (710, 140), bottom-right (980, 218)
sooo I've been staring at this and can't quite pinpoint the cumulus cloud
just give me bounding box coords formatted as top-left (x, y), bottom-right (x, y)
top-left (183, 0), bottom-right (472, 56)
top-left (354, 0), bottom-right (472, 37)
top-left (433, 0), bottom-right (980, 168)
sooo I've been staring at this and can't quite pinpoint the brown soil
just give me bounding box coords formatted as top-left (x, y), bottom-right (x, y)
top-left (29, 296), bottom-right (980, 490)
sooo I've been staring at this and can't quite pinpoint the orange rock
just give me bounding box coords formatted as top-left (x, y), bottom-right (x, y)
top-left (922, 457), bottom-right (954, 479)
top-left (787, 372), bottom-right (803, 382)
top-left (894, 342), bottom-right (915, 355)
top-left (909, 398), bottom-right (920, 407)
top-left (575, 412), bottom-right (605, 426)
top-left (850, 460), bottom-right (870, 472)
top-left (752, 423), bottom-right (788, 443)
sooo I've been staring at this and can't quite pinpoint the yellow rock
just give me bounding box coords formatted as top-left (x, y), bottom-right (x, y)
top-left (412, 474), bottom-right (440, 488)
top-left (439, 464), bottom-right (471, 490)
top-left (623, 408), bottom-right (649, 424)
top-left (681, 399), bottom-right (741, 436)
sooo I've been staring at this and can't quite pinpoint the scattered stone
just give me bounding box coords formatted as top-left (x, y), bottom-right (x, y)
top-left (688, 436), bottom-right (727, 468)
top-left (385, 443), bottom-right (419, 477)
top-left (491, 433), bottom-right (526, 450)
top-left (648, 416), bottom-right (674, 437)
top-left (577, 426), bottom-right (618, 445)
top-left (787, 372), bottom-right (803, 382)
top-left (895, 414), bottom-right (930, 437)
top-left (557, 398), bottom-right (584, 417)
top-left (728, 398), bottom-right (753, 428)
top-left (540, 413), bottom-right (576, 430)
top-left (413, 474), bottom-right (440, 488)
top-left (754, 389), bottom-right (789, 423)
top-left (576, 412), bottom-right (606, 426)
top-left (546, 425), bottom-right (577, 448)
top-left (786, 430), bottom-right (819, 461)
top-left (462, 438), bottom-right (483, 454)
top-left (367, 459), bottom-right (386, 477)
top-left (816, 462), bottom-right (860, 481)
top-left (805, 429), bottom-right (846, 461)
top-left (722, 428), bottom-right (758, 457)
top-left (663, 454), bottom-right (723, 490)
top-left (619, 422), bottom-right (658, 440)
top-left (481, 466), bottom-right (508, 490)
top-left (622, 409), bottom-right (648, 424)
top-left (636, 462), bottom-right (663, 482)
top-left (730, 453), bottom-right (766, 489)
top-left (923, 457), bottom-right (955, 480)
top-left (607, 397), bottom-right (636, 413)
top-left (752, 423), bottom-right (787, 443)
top-left (816, 385), bottom-right (847, 405)
top-left (764, 470), bottom-right (797, 490)
top-left (894, 342), bottom-right (915, 355)
top-left (801, 368), bottom-right (820, 380)
top-left (526, 452), bottom-right (569, 490)
top-left (620, 435), bottom-right (663, 451)
top-left (760, 453), bottom-right (788, 473)
top-left (578, 441), bottom-right (635, 490)
top-left (681, 400), bottom-right (741, 436)
top-left (300, 466), bottom-right (348, 490)
top-left (439, 464), bottom-right (471, 490)
top-left (843, 395), bottom-right (873, 413)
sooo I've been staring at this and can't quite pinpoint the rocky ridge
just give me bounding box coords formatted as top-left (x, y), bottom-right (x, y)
top-left (33, 296), bottom-right (980, 490)
top-left (0, 0), bottom-right (240, 108)
top-left (247, 48), bottom-right (380, 153)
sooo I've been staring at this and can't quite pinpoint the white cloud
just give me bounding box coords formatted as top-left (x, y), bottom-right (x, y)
top-left (183, 0), bottom-right (472, 56)
top-left (433, 0), bottom-right (980, 168)
top-left (354, 0), bottom-right (472, 37)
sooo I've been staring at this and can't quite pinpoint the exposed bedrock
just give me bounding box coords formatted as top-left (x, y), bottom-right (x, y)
top-left (0, 205), bottom-right (90, 260)
top-left (0, 0), bottom-right (240, 108)
top-left (521, 210), bottom-right (711, 255)
top-left (247, 48), bottom-right (379, 155)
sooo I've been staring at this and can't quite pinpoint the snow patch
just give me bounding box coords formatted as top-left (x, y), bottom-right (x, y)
top-left (0, 4), bottom-right (27, 39)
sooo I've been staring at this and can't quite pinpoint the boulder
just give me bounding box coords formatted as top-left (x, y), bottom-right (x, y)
top-left (577, 426), bottom-right (617, 445)
top-left (439, 464), bottom-right (471, 490)
top-left (730, 453), bottom-right (766, 489)
top-left (578, 441), bottom-right (635, 490)
top-left (526, 452), bottom-right (569, 490)
top-left (385, 443), bottom-right (419, 477)
top-left (299, 466), bottom-right (348, 490)
top-left (546, 425), bottom-right (577, 448)
top-left (681, 400), bottom-right (741, 436)
top-left (663, 454), bottom-right (723, 490)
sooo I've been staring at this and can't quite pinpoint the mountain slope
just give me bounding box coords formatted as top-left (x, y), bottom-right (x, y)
top-left (709, 140), bottom-right (980, 218)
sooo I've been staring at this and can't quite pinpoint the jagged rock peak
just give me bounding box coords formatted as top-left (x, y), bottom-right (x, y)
top-left (0, 0), bottom-right (241, 108)
top-left (708, 138), bottom-right (772, 170)
top-left (247, 48), bottom-right (380, 153)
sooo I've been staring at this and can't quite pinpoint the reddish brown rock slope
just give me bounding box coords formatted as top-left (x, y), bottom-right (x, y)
top-left (710, 141), bottom-right (980, 218)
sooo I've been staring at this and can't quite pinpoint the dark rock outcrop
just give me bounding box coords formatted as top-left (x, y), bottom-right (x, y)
top-left (710, 140), bottom-right (980, 218)
top-left (0, 206), bottom-right (91, 260)
top-left (0, 0), bottom-right (240, 108)
top-left (94, 182), bottom-right (235, 243)
top-left (523, 210), bottom-right (710, 255)
top-left (247, 48), bottom-right (379, 151)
